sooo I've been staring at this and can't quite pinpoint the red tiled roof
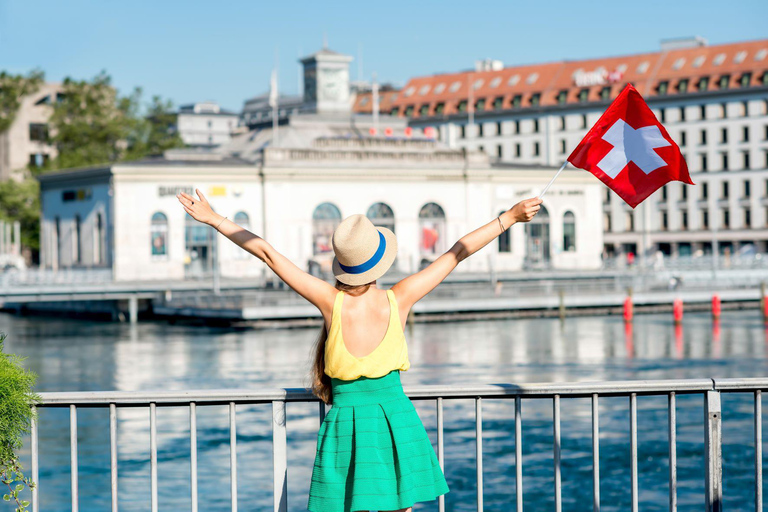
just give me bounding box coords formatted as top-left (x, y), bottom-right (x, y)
top-left (392, 39), bottom-right (768, 118)
top-left (352, 89), bottom-right (400, 114)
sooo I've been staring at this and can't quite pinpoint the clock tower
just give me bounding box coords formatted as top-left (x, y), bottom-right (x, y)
top-left (300, 47), bottom-right (353, 114)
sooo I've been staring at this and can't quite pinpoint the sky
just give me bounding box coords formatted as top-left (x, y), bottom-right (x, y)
top-left (1, 0), bottom-right (766, 112)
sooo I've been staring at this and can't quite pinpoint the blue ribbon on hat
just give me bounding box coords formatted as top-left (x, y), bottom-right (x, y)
top-left (338, 231), bottom-right (387, 274)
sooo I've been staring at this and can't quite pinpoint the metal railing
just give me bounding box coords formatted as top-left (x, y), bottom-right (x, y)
top-left (30, 378), bottom-right (766, 512)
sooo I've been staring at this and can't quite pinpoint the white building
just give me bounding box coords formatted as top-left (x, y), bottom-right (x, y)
top-left (0, 82), bottom-right (62, 181)
top-left (177, 102), bottom-right (238, 147)
top-left (396, 37), bottom-right (768, 259)
top-left (36, 47), bottom-right (602, 281)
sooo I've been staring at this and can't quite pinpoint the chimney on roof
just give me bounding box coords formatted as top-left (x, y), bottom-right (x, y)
top-left (475, 59), bottom-right (504, 72)
top-left (659, 36), bottom-right (708, 51)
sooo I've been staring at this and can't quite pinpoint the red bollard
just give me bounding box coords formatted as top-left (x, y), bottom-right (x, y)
top-left (623, 296), bottom-right (633, 323)
top-left (673, 298), bottom-right (684, 324)
top-left (712, 294), bottom-right (721, 320)
top-left (764, 299), bottom-right (768, 323)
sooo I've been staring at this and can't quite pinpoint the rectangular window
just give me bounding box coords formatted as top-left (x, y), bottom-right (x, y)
top-left (744, 180), bottom-right (751, 198)
top-left (680, 131), bottom-right (687, 147)
top-left (512, 95), bottom-right (522, 108)
top-left (698, 77), bottom-right (709, 91)
top-left (721, 128), bottom-right (728, 144)
top-left (742, 101), bottom-right (749, 117)
top-left (702, 182), bottom-right (708, 199)
top-left (721, 152), bottom-right (729, 171)
top-left (721, 103), bottom-right (727, 119)
top-left (600, 87), bottom-right (610, 100)
top-left (475, 99), bottom-right (485, 111)
top-left (743, 151), bottom-right (750, 170)
top-left (533, 141), bottom-right (540, 156)
top-left (560, 139), bottom-right (566, 154)
top-left (660, 108), bottom-right (666, 123)
top-left (722, 209), bottom-right (730, 228)
top-left (679, 107), bottom-right (686, 121)
top-left (457, 101), bottom-right (467, 112)
top-left (496, 122), bottom-right (502, 135)
top-left (678, 80), bottom-right (689, 94)
top-left (478, 124), bottom-right (484, 137)
top-left (533, 119), bottom-right (539, 133)
top-left (661, 212), bottom-right (668, 230)
top-left (765, 125), bottom-right (768, 140)
top-left (578, 89), bottom-right (589, 103)
top-left (702, 210), bottom-right (709, 229)
top-left (581, 114), bottom-right (588, 129)
top-left (681, 184), bottom-right (688, 200)
top-left (435, 102), bottom-right (444, 114)
top-left (460, 125), bottom-right (466, 138)
top-left (657, 81), bottom-right (669, 95)
top-left (700, 129), bottom-right (707, 145)
top-left (722, 181), bottom-right (729, 199)
top-left (740, 73), bottom-right (752, 88)
top-left (559, 116), bottom-right (566, 131)
top-left (719, 75), bottom-right (730, 89)
top-left (496, 145), bottom-right (502, 158)
top-left (745, 208), bottom-right (752, 228)
top-left (604, 213), bottom-right (612, 232)
top-left (515, 143), bottom-right (521, 157)
top-left (514, 120), bottom-right (520, 134)
top-left (493, 97), bottom-right (503, 110)
top-left (743, 126), bottom-right (749, 142)
top-left (29, 123), bottom-right (49, 142)
top-left (404, 106), bottom-right (414, 116)
top-left (557, 91), bottom-right (567, 104)
top-left (626, 212), bottom-right (634, 231)
top-left (419, 104), bottom-right (429, 116)
top-left (681, 210), bottom-right (688, 229)
top-left (701, 153), bottom-right (708, 172)
top-left (700, 104), bottom-right (707, 120)
top-left (661, 185), bottom-right (668, 200)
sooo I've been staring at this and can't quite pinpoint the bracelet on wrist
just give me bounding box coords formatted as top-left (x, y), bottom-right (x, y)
top-left (215, 216), bottom-right (227, 230)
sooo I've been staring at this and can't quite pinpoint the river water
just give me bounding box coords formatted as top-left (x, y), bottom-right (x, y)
top-left (1, 309), bottom-right (766, 511)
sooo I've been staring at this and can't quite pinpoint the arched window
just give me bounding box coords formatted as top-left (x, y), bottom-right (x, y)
top-left (498, 210), bottom-right (511, 253)
top-left (366, 202), bottom-right (395, 233)
top-left (563, 211), bottom-right (576, 252)
top-left (233, 212), bottom-right (250, 260)
top-left (419, 202), bottom-right (446, 257)
top-left (151, 212), bottom-right (168, 258)
top-left (313, 203), bottom-right (342, 255)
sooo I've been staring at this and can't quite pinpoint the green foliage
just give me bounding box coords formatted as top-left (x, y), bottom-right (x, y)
top-left (0, 179), bottom-right (40, 252)
top-left (0, 333), bottom-right (40, 512)
top-left (48, 71), bottom-right (183, 170)
top-left (0, 70), bottom-right (44, 134)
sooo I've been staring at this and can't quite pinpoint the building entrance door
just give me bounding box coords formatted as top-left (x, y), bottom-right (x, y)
top-left (185, 215), bottom-right (213, 278)
top-left (524, 205), bottom-right (550, 268)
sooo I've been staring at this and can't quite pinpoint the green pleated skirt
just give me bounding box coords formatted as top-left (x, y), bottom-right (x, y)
top-left (307, 369), bottom-right (449, 512)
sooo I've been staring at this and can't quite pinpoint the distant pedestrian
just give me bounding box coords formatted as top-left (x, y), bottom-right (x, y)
top-left (178, 189), bottom-right (542, 512)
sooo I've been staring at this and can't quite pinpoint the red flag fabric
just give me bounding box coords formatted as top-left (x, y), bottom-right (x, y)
top-left (567, 83), bottom-right (693, 208)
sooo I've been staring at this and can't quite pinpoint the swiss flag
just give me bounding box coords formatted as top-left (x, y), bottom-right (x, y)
top-left (567, 83), bottom-right (693, 208)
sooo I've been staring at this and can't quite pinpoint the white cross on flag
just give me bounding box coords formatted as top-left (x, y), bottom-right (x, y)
top-left (567, 83), bottom-right (693, 208)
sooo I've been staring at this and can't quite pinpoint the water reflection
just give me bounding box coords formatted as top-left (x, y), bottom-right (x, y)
top-left (1, 310), bottom-right (767, 511)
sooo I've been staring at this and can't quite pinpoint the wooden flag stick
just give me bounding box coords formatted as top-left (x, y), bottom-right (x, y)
top-left (537, 161), bottom-right (568, 199)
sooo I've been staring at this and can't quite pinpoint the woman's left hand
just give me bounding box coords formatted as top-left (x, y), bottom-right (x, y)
top-left (176, 188), bottom-right (220, 226)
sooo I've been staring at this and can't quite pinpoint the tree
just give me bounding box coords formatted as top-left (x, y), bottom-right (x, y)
top-left (135, 95), bottom-right (184, 157)
top-left (0, 178), bottom-right (39, 256)
top-left (0, 70), bottom-right (43, 134)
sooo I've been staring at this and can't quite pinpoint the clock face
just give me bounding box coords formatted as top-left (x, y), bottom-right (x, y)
top-left (320, 68), bottom-right (345, 102)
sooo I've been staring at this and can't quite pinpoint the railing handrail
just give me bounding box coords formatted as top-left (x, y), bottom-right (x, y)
top-left (34, 377), bottom-right (768, 406)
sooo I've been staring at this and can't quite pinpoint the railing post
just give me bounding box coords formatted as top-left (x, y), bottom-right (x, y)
top-left (109, 403), bottom-right (118, 512)
top-left (190, 402), bottom-right (198, 512)
top-left (705, 390), bottom-right (722, 512)
top-left (150, 402), bottom-right (158, 512)
top-left (70, 404), bottom-right (78, 512)
top-left (553, 395), bottom-right (561, 512)
top-left (437, 397), bottom-right (445, 512)
top-left (272, 400), bottom-right (287, 512)
top-left (515, 396), bottom-right (523, 512)
top-left (756, 390), bottom-right (763, 512)
top-left (230, 402), bottom-right (238, 512)
top-left (669, 392), bottom-right (677, 512)
top-left (476, 397), bottom-right (483, 512)
top-left (591, 394), bottom-right (600, 512)
top-left (30, 406), bottom-right (38, 512)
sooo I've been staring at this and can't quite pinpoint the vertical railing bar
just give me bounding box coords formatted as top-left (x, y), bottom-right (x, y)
top-left (630, 393), bottom-right (638, 512)
top-left (669, 392), bottom-right (677, 512)
top-left (272, 400), bottom-right (288, 512)
top-left (704, 390), bottom-right (722, 512)
top-left (30, 405), bottom-right (38, 512)
top-left (554, 394), bottom-right (561, 512)
top-left (150, 402), bottom-right (158, 512)
top-left (437, 397), bottom-right (445, 512)
top-left (230, 402), bottom-right (238, 512)
top-left (190, 402), bottom-right (198, 512)
top-left (756, 390), bottom-right (763, 512)
top-left (476, 397), bottom-right (483, 512)
top-left (109, 403), bottom-right (118, 512)
top-left (592, 393), bottom-right (600, 512)
top-left (515, 396), bottom-right (523, 512)
top-left (70, 404), bottom-right (78, 512)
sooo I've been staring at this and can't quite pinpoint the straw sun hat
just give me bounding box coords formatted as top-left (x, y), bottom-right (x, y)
top-left (331, 214), bottom-right (398, 286)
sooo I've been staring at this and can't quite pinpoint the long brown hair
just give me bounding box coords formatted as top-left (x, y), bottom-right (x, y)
top-left (308, 279), bottom-right (374, 405)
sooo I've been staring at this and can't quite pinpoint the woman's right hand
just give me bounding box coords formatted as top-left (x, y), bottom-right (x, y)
top-left (510, 197), bottom-right (543, 223)
top-left (176, 189), bottom-right (222, 226)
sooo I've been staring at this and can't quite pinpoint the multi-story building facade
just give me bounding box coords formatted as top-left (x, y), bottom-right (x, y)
top-left (177, 101), bottom-right (238, 147)
top-left (394, 37), bottom-right (768, 259)
top-left (0, 82), bottom-right (62, 181)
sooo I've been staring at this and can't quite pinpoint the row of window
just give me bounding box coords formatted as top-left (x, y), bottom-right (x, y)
top-left (51, 213), bottom-right (105, 266)
top-left (604, 207), bottom-right (761, 232)
top-left (607, 178), bottom-right (768, 206)
top-left (678, 125), bottom-right (767, 147)
top-left (399, 72), bottom-right (768, 118)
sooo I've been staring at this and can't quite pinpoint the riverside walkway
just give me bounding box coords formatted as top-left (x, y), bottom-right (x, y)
top-left (31, 377), bottom-right (765, 512)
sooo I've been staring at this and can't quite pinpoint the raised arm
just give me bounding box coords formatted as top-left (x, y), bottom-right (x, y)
top-left (177, 189), bottom-right (337, 314)
top-left (392, 197), bottom-right (542, 310)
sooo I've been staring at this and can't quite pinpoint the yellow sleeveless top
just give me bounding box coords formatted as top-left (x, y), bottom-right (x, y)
top-left (324, 289), bottom-right (411, 381)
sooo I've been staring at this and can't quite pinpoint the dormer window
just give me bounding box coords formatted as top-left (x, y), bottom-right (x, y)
top-left (698, 76), bottom-right (710, 91)
top-left (457, 100), bottom-right (467, 112)
top-left (492, 96), bottom-right (504, 110)
top-left (600, 87), bottom-right (611, 100)
top-left (556, 90), bottom-right (567, 104)
top-left (511, 95), bottom-right (522, 108)
top-left (740, 73), bottom-right (752, 88)
top-left (530, 93), bottom-right (540, 107)
top-left (419, 104), bottom-right (429, 116)
top-left (404, 105), bottom-right (414, 117)
top-left (578, 89), bottom-right (589, 103)
top-left (677, 79), bottom-right (689, 93)
top-left (475, 98), bottom-right (485, 111)
top-left (657, 81), bottom-right (669, 95)
top-left (718, 75), bottom-right (730, 89)
top-left (435, 102), bottom-right (445, 114)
